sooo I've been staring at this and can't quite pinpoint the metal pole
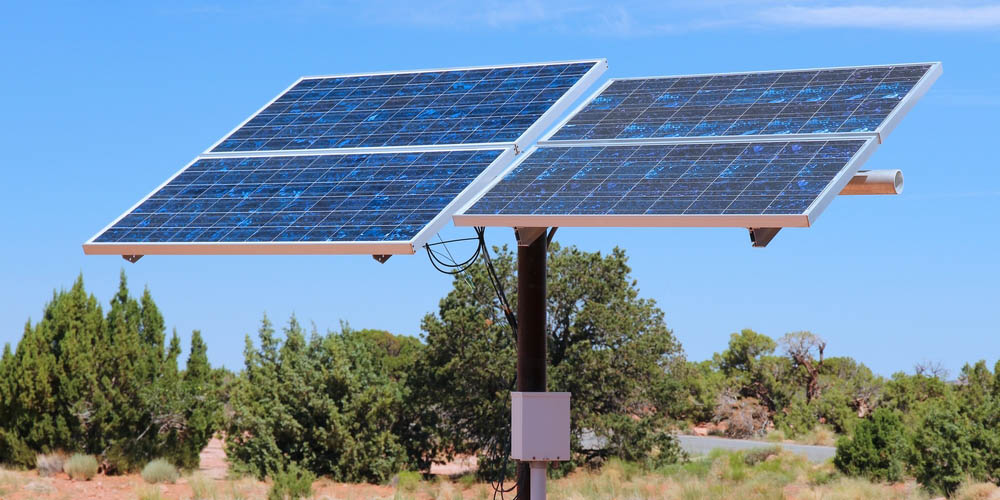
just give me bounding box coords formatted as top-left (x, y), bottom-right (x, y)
top-left (516, 228), bottom-right (547, 499)
top-left (529, 461), bottom-right (547, 500)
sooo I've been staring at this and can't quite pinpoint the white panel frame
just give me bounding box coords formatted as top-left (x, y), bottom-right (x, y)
top-left (539, 62), bottom-right (942, 145)
top-left (83, 147), bottom-right (516, 256)
top-left (204, 59), bottom-right (607, 156)
top-left (453, 137), bottom-right (879, 229)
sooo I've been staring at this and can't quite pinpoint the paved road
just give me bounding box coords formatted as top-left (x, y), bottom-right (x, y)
top-left (676, 435), bottom-right (836, 463)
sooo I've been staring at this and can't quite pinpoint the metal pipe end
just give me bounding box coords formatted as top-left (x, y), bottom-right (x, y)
top-left (840, 169), bottom-right (903, 195)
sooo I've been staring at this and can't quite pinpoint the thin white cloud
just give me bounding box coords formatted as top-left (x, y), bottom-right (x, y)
top-left (167, 1), bottom-right (1000, 35)
top-left (354, 0), bottom-right (593, 28)
top-left (757, 4), bottom-right (1000, 30)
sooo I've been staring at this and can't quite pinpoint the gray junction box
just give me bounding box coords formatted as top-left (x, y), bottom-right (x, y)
top-left (511, 392), bottom-right (571, 461)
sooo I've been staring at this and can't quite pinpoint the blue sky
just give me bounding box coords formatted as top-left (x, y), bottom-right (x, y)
top-left (1, 1), bottom-right (998, 377)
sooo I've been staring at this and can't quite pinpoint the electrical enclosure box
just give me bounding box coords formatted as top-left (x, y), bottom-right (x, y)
top-left (511, 392), bottom-right (571, 461)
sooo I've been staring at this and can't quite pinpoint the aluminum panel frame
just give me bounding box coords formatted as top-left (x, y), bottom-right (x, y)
top-left (539, 62), bottom-right (941, 145)
top-left (453, 137), bottom-right (879, 229)
top-left (204, 59), bottom-right (607, 156)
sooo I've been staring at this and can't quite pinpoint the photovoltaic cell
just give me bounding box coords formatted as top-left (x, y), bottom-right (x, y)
top-left (93, 150), bottom-right (504, 244)
top-left (212, 62), bottom-right (598, 152)
top-left (463, 140), bottom-right (866, 217)
top-left (548, 64), bottom-right (932, 141)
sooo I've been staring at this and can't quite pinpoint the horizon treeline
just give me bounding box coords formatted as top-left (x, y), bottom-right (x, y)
top-left (1, 246), bottom-right (997, 497)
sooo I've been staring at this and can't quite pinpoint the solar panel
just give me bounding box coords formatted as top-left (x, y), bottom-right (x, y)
top-left (87, 149), bottom-right (514, 255)
top-left (455, 62), bottom-right (938, 231)
top-left (211, 61), bottom-right (605, 153)
top-left (545, 63), bottom-right (940, 143)
top-left (84, 60), bottom-right (607, 256)
top-left (454, 139), bottom-right (875, 228)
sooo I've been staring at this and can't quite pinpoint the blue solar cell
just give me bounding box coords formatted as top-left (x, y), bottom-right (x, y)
top-left (548, 64), bottom-right (933, 141)
top-left (211, 62), bottom-right (598, 152)
top-left (463, 140), bottom-right (865, 217)
top-left (94, 150), bottom-right (504, 244)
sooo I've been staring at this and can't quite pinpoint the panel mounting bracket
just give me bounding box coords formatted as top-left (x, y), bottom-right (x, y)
top-left (372, 254), bottom-right (391, 264)
top-left (748, 228), bottom-right (781, 248)
top-left (514, 227), bottom-right (548, 247)
top-left (122, 254), bottom-right (143, 263)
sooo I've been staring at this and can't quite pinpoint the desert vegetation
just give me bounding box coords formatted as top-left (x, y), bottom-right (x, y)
top-left (1, 245), bottom-right (998, 497)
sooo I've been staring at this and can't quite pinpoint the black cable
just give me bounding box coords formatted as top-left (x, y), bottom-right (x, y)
top-left (423, 227), bottom-right (520, 499)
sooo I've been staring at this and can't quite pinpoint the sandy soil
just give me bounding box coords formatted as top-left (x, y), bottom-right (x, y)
top-left (0, 438), bottom-right (473, 500)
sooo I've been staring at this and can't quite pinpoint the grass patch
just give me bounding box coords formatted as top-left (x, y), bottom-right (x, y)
top-left (764, 429), bottom-right (786, 442)
top-left (544, 450), bottom-right (933, 499)
top-left (35, 452), bottom-right (66, 477)
top-left (224, 478), bottom-right (256, 500)
top-left (63, 453), bottom-right (98, 481)
top-left (800, 425), bottom-right (837, 446)
top-left (189, 472), bottom-right (217, 500)
top-left (953, 481), bottom-right (1000, 500)
top-left (136, 484), bottom-right (164, 500)
top-left (267, 463), bottom-right (314, 500)
top-left (395, 470), bottom-right (423, 492)
top-left (0, 467), bottom-right (24, 495)
top-left (142, 458), bottom-right (179, 484)
top-left (457, 472), bottom-right (477, 488)
top-left (742, 445), bottom-right (781, 466)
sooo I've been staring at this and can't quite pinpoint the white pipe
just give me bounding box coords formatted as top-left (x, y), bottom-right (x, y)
top-left (530, 461), bottom-right (547, 500)
top-left (840, 169), bottom-right (903, 195)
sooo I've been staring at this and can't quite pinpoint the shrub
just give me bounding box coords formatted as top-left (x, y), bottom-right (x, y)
top-left (457, 473), bottom-right (477, 487)
top-left (911, 403), bottom-right (976, 496)
top-left (0, 430), bottom-right (34, 468)
top-left (141, 459), bottom-right (179, 484)
top-left (63, 454), bottom-right (98, 480)
top-left (743, 446), bottom-right (781, 466)
top-left (227, 318), bottom-right (407, 483)
top-left (267, 463), bottom-right (315, 500)
top-left (802, 425), bottom-right (837, 447)
top-left (35, 452), bottom-right (66, 477)
top-left (774, 398), bottom-right (816, 438)
top-left (189, 473), bottom-right (217, 500)
top-left (715, 393), bottom-right (770, 439)
top-left (395, 470), bottom-right (422, 492)
top-left (833, 408), bottom-right (906, 482)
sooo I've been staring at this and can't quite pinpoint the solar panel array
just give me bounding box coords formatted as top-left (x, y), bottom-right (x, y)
top-left (456, 63), bottom-right (938, 228)
top-left (86, 60), bottom-right (605, 255)
top-left (212, 62), bottom-right (598, 152)
top-left (465, 140), bottom-right (865, 217)
top-left (94, 150), bottom-right (504, 244)
top-left (548, 64), bottom-right (931, 141)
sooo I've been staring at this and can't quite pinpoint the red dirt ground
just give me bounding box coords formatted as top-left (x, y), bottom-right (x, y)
top-left (0, 439), bottom-right (475, 500)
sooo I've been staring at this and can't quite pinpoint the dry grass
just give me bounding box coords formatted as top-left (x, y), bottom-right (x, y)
top-left (36, 451), bottom-right (67, 477)
top-left (2, 451), bottom-right (998, 500)
top-left (141, 458), bottom-right (179, 484)
top-left (135, 484), bottom-right (165, 500)
top-left (543, 451), bottom-right (933, 500)
top-left (63, 453), bottom-right (99, 480)
top-left (953, 481), bottom-right (1000, 500)
top-left (0, 467), bottom-right (24, 496)
top-left (189, 472), bottom-right (219, 500)
top-left (765, 425), bottom-right (837, 446)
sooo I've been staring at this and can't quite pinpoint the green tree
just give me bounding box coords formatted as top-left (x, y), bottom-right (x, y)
top-left (226, 316), bottom-right (407, 483)
top-left (0, 273), bottom-right (220, 472)
top-left (834, 408), bottom-right (906, 482)
top-left (419, 243), bottom-right (684, 478)
top-left (717, 329), bottom-right (776, 377)
top-left (911, 401), bottom-right (977, 496)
